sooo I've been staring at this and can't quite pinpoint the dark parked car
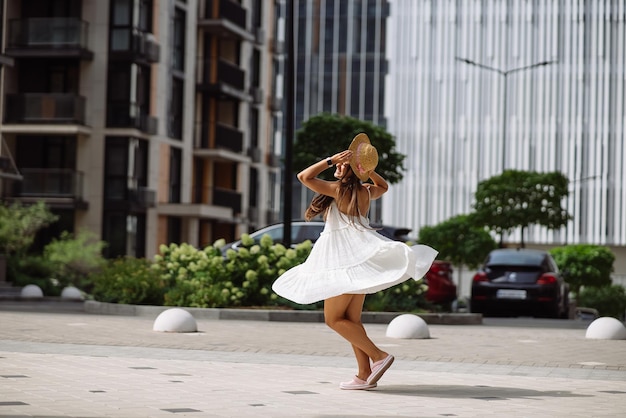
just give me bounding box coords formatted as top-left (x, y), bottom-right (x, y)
top-left (222, 221), bottom-right (326, 253)
top-left (374, 225), bottom-right (413, 242)
top-left (471, 248), bottom-right (570, 318)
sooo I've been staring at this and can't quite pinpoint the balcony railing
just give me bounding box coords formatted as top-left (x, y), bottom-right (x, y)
top-left (18, 168), bottom-right (84, 200)
top-left (198, 122), bottom-right (243, 153)
top-left (215, 123), bottom-right (243, 153)
top-left (128, 187), bottom-right (156, 208)
top-left (7, 17), bottom-right (91, 56)
top-left (5, 93), bottom-right (86, 124)
top-left (107, 102), bottom-right (158, 134)
top-left (199, 58), bottom-right (245, 92)
top-left (213, 187), bottom-right (241, 214)
top-left (110, 29), bottom-right (160, 63)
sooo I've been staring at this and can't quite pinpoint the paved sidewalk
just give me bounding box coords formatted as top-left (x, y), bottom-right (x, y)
top-left (0, 303), bottom-right (625, 417)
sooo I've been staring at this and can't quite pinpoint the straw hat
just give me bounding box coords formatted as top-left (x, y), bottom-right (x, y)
top-left (348, 133), bottom-right (379, 181)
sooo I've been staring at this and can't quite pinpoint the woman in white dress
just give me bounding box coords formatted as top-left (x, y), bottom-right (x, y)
top-left (272, 134), bottom-right (437, 390)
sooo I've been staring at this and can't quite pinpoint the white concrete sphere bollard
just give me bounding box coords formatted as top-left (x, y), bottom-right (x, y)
top-left (386, 314), bottom-right (430, 339)
top-left (21, 284), bottom-right (44, 298)
top-left (585, 317), bottom-right (626, 340)
top-left (61, 286), bottom-right (84, 300)
top-left (153, 308), bottom-right (197, 333)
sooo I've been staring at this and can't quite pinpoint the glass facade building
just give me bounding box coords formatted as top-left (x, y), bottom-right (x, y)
top-left (290, 0), bottom-right (390, 220)
top-left (383, 0), bottom-right (626, 288)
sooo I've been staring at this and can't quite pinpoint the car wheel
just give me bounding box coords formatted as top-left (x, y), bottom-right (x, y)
top-left (470, 300), bottom-right (484, 315)
top-left (543, 302), bottom-right (560, 319)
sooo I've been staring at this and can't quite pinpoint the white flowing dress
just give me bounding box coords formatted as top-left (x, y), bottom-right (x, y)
top-left (272, 202), bottom-right (438, 304)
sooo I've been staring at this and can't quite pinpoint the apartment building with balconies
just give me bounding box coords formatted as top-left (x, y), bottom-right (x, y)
top-left (0, 0), bottom-right (283, 258)
top-left (188, 0), bottom-right (283, 248)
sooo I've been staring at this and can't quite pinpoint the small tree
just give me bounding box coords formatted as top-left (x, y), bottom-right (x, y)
top-left (0, 201), bottom-right (58, 286)
top-left (293, 113), bottom-right (406, 183)
top-left (0, 201), bottom-right (58, 256)
top-left (418, 214), bottom-right (497, 283)
top-left (549, 244), bottom-right (614, 295)
top-left (473, 170), bottom-right (571, 247)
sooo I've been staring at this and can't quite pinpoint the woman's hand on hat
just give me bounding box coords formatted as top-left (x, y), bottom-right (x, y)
top-left (330, 150), bottom-right (352, 165)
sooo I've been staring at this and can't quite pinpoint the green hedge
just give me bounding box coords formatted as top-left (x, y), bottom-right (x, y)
top-left (87, 234), bottom-right (429, 312)
top-left (577, 285), bottom-right (626, 320)
top-left (549, 244), bottom-right (614, 294)
top-left (154, 235), bottom-right (313, 308)
top-left (550, 244), bottom-right (626, 319)
top-left (91, 257), bottom-right (166, 305)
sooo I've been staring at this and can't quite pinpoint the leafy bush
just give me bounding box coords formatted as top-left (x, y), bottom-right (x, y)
top-left (418, 214), bottom-right (496, 271)
top-left (155, 241), bottom-right (232, 308)
top-left (549, 244), bottom-right (614, 294)
top-left (577, 285), bottom-right (626, 320)
top-left (91, 257), bottom-right (166, 305)
top-left (153, 235), bottom-right (314, 308)
top-left (90, 234), bottom-right (436, 312)
top-left (43, 231), bottom-right (107, 293)
top-left (364, 280), bottom-right (429, 313)
top-left (8, 255), bottom-right (57, 295)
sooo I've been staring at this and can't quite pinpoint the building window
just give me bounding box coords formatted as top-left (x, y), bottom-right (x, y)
top-left (169, 147), bottom-right (181, 203)
top-left (22, 0), bottom-right (82, 18)
top-left (104, 137), bottom-right (148, 201)
top-left (0, 0), bottom-right (3, 48)
top-left (272, 57), bottom-right (284, 109)
top-left (193, 159), bottom-right (203, 203)
top-left (249, 167), bottom-right (258, 207)
top-left (104, 139), bottom-right (129, 200)
top-left (167, 217), bottom-right (182, 244)
top-left (250, 107), bottom-right (259, 149)
top-left (102, 212), bottom-right (146, 258)
top-left (168, 77), bottom-right (184, 139)
top-left (172, 8), bottom-right (185, 71)
top-left (16, 136), bottom-right (76, 169)
top-left (110, 0), bottom-right (153, 51)
top-left (251, 49), bottom-right (261, 88)
top-left (138, 0), bottom-right (152, 32)
top-left (110, 0), bottom-right (132, 50)
top-left (103, 136), bottom-right (148, 259)
top-left (251, 0), bottom-right (262, 28)
top-left (107, 63), bottom-right (151, 129)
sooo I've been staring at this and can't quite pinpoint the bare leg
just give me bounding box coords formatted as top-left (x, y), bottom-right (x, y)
top-left (324, 294), bottom-right (388, 381)
top-left (345, 295), bottom-right (375, 380)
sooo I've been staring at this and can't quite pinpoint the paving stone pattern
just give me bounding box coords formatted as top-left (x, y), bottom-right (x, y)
top-left (0, 306), bottom-right (625, 417)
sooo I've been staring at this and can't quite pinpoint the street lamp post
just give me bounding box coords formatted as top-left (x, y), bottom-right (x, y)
top-left (456, 57), bottom-right (557, 170)
top-left (283, 0), bottom-right (295, 247)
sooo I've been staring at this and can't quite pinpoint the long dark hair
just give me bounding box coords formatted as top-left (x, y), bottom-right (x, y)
top-left (304, 166), bottom-right (363, 221)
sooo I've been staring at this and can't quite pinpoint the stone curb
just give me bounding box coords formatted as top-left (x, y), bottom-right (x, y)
top-left (83, 300), bottom-right (482, 325)
top-left (0, 299), bottom-right (482, 325)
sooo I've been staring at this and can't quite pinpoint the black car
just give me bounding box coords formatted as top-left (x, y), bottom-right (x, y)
top-left (470, 248), bottom-right (570, 318)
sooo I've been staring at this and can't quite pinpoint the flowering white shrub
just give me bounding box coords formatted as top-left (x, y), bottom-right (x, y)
top-left (152, 236), bottom-right (313, 308)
